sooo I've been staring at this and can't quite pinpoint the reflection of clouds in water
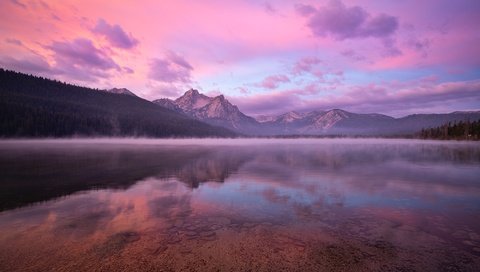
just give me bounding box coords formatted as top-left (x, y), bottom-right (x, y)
top-left (148, 194), bottom-right (192, 219)
top-left (1, 140), bottom-right (480, 230)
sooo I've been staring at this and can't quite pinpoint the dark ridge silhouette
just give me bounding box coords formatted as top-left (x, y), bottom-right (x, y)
top-left (0, 68), bottom-right (237, 138)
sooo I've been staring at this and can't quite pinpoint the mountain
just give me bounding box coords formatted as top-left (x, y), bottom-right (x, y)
top-left (152, 98), bottom-right (182, 112)
top-left (175, 89), bottom-right (213, 113)
top-left (155, 89), bottom-right (260, 134)
top-left (258, 109), bottom-right (480, 136)
top-left (255, 115), bottom-right (277, 123)
top-left (0, 69), bottom-right (236, 138)
top-left (153, 87), bottom-right (480, 136)
top-left (256, 109), bottom-right (395, 135)
top-left (105, 87), bottom-right (137, 97)
top-left (3, 68), bottom-right (478, 138)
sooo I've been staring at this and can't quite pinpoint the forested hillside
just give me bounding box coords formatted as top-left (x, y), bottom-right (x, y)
top-left (0, 69), bottom-right (236, 138)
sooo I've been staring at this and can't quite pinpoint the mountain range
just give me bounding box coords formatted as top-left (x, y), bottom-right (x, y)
top-left (153, 89), bottom-right (480, 136)
top-left (1, 68), bottom-right (479, 138)
top-left (0, 69), bottom-right (235, 138)
top-left (153, 89), bottom-right (258, 134)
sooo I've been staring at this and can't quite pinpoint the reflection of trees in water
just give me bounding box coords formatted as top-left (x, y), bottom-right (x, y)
top-left (0, 141), bottom-right (479, 211)
top-left (0, 145), bottom-right (254, 211)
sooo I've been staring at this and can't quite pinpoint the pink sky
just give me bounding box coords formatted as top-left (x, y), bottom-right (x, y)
top-left (1, 0), bottom-right (479, 116)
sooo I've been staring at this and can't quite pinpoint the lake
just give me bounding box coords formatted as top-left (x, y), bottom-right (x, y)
top-left (0, 138), bottom-right (479, 271)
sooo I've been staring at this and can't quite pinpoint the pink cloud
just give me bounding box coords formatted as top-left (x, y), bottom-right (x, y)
top-left (92, 19), bottom-right (138, 49)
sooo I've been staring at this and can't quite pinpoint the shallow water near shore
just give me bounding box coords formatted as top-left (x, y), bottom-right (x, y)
top-left (0, 138), bottom-right (479, 271)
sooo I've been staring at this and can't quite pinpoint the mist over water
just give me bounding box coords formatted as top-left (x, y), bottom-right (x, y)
top-left (0, 139), bottom-right (479, 271)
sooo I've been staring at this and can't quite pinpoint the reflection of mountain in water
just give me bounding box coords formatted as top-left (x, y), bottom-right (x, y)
top-left (1, 140), bottom-right (479, 212)
top-left (0, 144), bottom-right (253, 211)
top-left (175, 150), bottom-right (252, 188)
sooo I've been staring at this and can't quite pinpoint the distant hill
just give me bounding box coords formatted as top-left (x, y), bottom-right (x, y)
top-left (0, 69), bottom-right (236, 138)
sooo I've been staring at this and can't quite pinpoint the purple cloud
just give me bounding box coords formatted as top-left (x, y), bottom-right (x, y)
top-left (5, 38), bottom-right (23, 46)
top-left (93, 19), bottom-right (139, 49)
top-left (0, 55), bottom-right (51, 74)
top-left (1, 38), bottom-right (124, 82)
top-left (292, 57), bottom-right (322, 75)
top-left (340, 50), bottom-right (366, 61)
top-left (232, 79), bottom-right (480, 117)
top-left (10, 0), bottom-right (26, 9)
top-left (258, 74), bottom-right (290, 89)
top-left (294, 3), bottom-right (316, 16)
top-left (230, 91), bottom-right (302, 115)
top-left (48, 38), bottom-right (120, 71)
top-left (263, 2), bottom-right (276, 14)
top-left (122, 66), bottom-right (134, 74)
top-left (148, 51), bottom-right (193, 83)
top-left (152, 84), bottom-right (184, 98)
top-left (299, 1), bottom-right (398, 40)
top-left (44, 38), bottom-right (121, 81)
top-left (302, 80), bottom-right (480, 116)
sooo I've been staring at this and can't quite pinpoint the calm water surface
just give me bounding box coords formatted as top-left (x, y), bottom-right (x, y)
top-left (0, 139), bottom-right (479, 271)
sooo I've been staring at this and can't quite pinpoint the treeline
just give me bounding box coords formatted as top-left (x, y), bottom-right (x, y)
top-left (0, 68), bottom-right (236, 138)
top-left (418, 120), bottom-right (480, 140)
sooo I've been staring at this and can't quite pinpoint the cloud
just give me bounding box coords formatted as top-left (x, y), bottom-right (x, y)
top-left (299, 1), bottom-right (398, 40)
top-left (229, 91), bottom-right (302, 115)
top-left (49, 38), bottom-right (120, 71)
top-left (258, 74), bottom-right (290, 89)
top-left (5, 38), bottom-right (23, 46)
top-left (292, 57), bottom-right (322, 75)
top-left (230, 79), bottom-right (480, 117)
top-left (0, 55), bottom-right (51, 74)
top-left (294, 3), bottom-right (316, 16)
top-left (93, 19), bottom-right (139, 49)
top-left (10, 0), bottom-right (26, 9)
top-left (148, 51), bottom-right (193, 83)
top-left (152, 85), bottom-right (184, 98)
top-left (1, 38), bottom-right (123, 82)
top-left (340, 50), bottom-right (366, 62)
top-left (47, 38), bottom-right (121, 81)
top-left (302, 80), bottom-right (480, 115)
top-left (263, 2), bottom-right (276, 14)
